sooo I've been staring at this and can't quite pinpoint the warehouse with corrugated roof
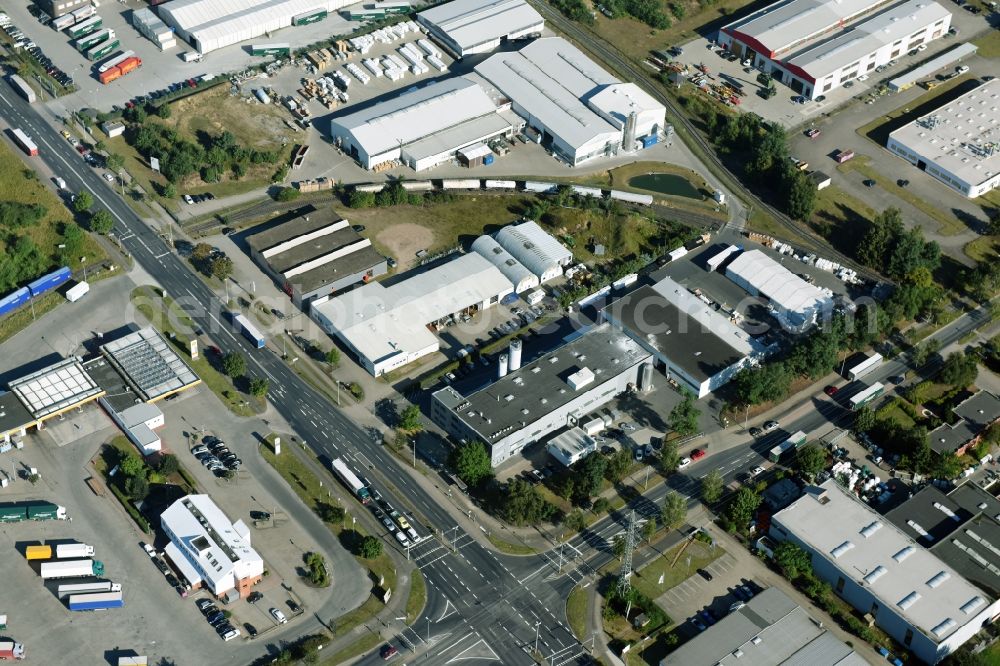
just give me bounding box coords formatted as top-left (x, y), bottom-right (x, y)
top-left (725, 250), bottom-right (833, 332)
top-left (471, 236), bottom-right (539, 293)
top-left (416, 0), bottom-right (544, 57)
top-left (494, 220), bottom-right (573, 284)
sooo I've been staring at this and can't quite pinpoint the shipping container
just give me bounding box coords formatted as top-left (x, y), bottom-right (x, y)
top-left (571, 185), bottom-right (602, 198)
top-left (25, 545), bottom-right (52, 560)
top-left (232, 313), bottom-right (265, 349)
top-left (76, 28), bottom-right (114, 52)
top-left (52, 13), bottom-right (78, 31)
top-left (11, 129), bottom-right (38, 156)
top-left (484, 180), bottom-right (516, 189)
top-left (98, 50), bottom-right (135, 73)
top-left (250, 43), bottom-right (291, 57)
top-left (292, 8), bottom-right (327, 25)
top-left (440, 179), bottom-right (481, 190)
top-left (67, 15), bottom-right (102, 38)
top-left (608, 190), bottom-right (653, 205)
top-left (0, 287), bottom-right (31, 317)
top-left (68, 590), bottom-right (123, 611)
top-left (523, 181), bottom-right (557, 193)
top-left (27, 267), bottom-right (72, 298)
top-left (86, 38), bottom-right (120, 61)
top-left (641, 134), bottom-right (658, 148)
top-left (56, 543), bottom-right (95, 558)
top-left (117, 56), bottom-right (141, 75)
top-left (58, 580), bottom-right (120, 597)
top-left (6, 75), bottom-right (36, 103)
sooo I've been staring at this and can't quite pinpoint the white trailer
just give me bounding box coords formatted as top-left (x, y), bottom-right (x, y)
top-left (40, 559), bottom-right (100, 579)
top-left (58, 581), bottom-right (121, 598)
top-left (608, 189), bottom-right (653, 205)
top-left (847, 353), bottom-right (883, 381)
top-left (440, 179), bottom-right (480, 190)
top-left (484, 180), bottom-right (516, 189)
top-left (571, 185), bottom-right (603, 198)
top-left (65, 281), bottom-right (90, 303)
top-left (56, 543), bottom-right (95, 558)
top-left (523, 181), bottom-right (557, 193)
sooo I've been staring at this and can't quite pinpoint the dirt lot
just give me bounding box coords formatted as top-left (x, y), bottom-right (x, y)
top-left (164, 87), bottom-right (295, 153)
top-left (375, 223), bottom-right (435, 272)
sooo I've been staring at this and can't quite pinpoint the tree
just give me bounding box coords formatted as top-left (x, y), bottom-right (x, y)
top-left (89, 209), bottom-right (114, 234)
top-left (74, 190), bottom-right (94, 213)
top-left (249, 376), bottom-right (269, 397)
top-left (360, 535), bottom-right (383, 559)
top-left (157, 454), bottom-right (179, 476)
top-left (773, 541), bottom-right (812, 580)
top-left (643, 518), bottom-right (657, 543)
top-left (192, 243), bottom-right (213, 262)
top-left (120, 455), bottom-right (145, 479)
top-left (316, 502), bottom-right (345, 523)
top-left (854, 405), bottom-right (876, 433)
top-left (782, 167), bottom-right (817, 221)
top-left (499, 478), bottom-right (555, 526)
top-left (449, 441), bottom-right (493, 487)
top-left (161, 182), bottom-right (177, 199)
top-left (725, 487), bottom-right (762, 529)
top-left (733, 362), bottom-right (791, 405)
top-left (124, 473), bottom-right (149, 501)
top-left (573, 452), bottom-right (607, 503)
top-left (660, 440), bottom-right (681, 474)
top-left (157, 104), bottom-right (171, 119)
top-left (221, 352), bottom-right (246, 378)
top-left (604, 448), bottom-right (632, 483)
top-left (913, 338), bottom-right (942, 367)
top-left (324, 348), bottom-right (340, 366)
top-left (857, 207), bottom-right (904, 267)
top-left (794, 444), bottom-right (826, 479)
top-left (210, 255), bottom-right (234, 280)
top-left (564, 510), bottom-right (586, 533)
top-left (661, 491), bottom-right (687, 530)
top-left (275, 186), bottom-right (300, 202)
top-left (668, 390), bottom-right (700, 436)
top-left (592, 497), bottom-right (611, 514)
top-left (398, 405), bottom-right (422, 432)
top-left (939, 352), bottom-right (978, 388)
top-left (106, 153), bottom-right (125, 172)
top-left (701, 469), bottom-right (723, 504)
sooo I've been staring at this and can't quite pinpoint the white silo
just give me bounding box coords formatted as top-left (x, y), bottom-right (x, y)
top-left (509, 338), bottom-right (523, 371)
top-left (498, 353), bottom-right (509, 378)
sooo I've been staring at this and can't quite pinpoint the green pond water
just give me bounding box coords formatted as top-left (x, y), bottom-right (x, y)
top-left (628, 173), bottom-right (702, 199)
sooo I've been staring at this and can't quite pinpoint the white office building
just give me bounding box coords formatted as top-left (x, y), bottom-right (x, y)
top-left (310, 253), bottom-right (514, 376)
top-left (725, 250), bottom-right (833, 332)
top-left (416, 0), bottom-right (544, 57)
top-left (161, 495), bottom-right (264, 598)
top-left (494, 220), bottom-right (573, 284)
top-left (719, 0), bottom-right (951, 100)
top-left (771, 480), bottom-right (1000, 664)
top-left (887, 80), bottom-right (1000, 198)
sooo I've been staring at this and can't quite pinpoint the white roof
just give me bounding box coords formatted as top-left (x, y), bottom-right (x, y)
top-left (330, 78), bottom-right (499, 159)
top-left (587, 82), bottom-right (665, 128)
top-left (889, 79), bottom-right (1000, 189)
top-left (724, 0), bottom-right (885, 57)
top-left (471, 235), bottom-right (539, 293)
top-left (651, 277), bottom-right (757, 356)
top-left (417, 0), bottom-right (543, 53)
top-left (313, 253), bottom-right (514, 365)
top-left (788, 0), bottom-right (951, 80)
top-left (161, 495), bottom-right (263, 594)
top-left (774, 480), bottom-right (993, 643)
top-left (118, 402), bottom-right (163, 429)
top-left (726, 250), bottom-right (830, 317)
top-left (9, 357), bottom-right (103, 418)
top-left (475, 38), bottom-right (622, 154)
top-left (494, 220), bottom-right (573, 280)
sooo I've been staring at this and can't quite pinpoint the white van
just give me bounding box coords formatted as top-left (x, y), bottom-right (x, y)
top-left (54, 176), bottom-right (66, 189)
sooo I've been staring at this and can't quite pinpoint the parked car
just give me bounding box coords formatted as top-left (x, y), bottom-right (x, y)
top-left (270, 608), bottom-right (288, 624)
top-left (142, 543), bottom-right (157, 558)
top-left (677, 457), bottom-right (692, 469)
top-left (697, 568), bottom-right (714, 581)
top-left (245, 623), bottom-right (258, 638)
top-left (247, 591), bottom-right (263, 604)
top-left (824, 385), bottom-right (839, 396)
top-left (691, 448), bottom-right (706, 461)
top-left (196, 598), bottom-right (215, 612)
top-left (763, 420), bottom-right (780, 432)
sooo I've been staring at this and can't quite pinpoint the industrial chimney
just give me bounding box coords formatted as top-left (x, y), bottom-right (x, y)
top-left (509, 338), bottom-right (523, 371)
top-left (498, 353), bottom-right (509, 378)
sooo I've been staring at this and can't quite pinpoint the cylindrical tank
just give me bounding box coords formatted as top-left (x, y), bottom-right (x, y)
top-left (639, 362), bottom-right (654, 392)
top-left (498, 353), bottom-right (509, 378)
top-left (622, 111), bottom-right (638, 151)
top-left (509, 338), bottom-right (522, 371)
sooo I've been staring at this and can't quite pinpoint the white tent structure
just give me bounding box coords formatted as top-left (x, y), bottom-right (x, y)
top-left (725, 250), bottom-right (832, 332)
top-left (471, 236), bottom-right (539, 293)
top-left (495, 220), bottom-right (573, 284)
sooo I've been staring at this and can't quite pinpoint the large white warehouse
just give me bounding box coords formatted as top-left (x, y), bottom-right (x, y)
top-left (416, 0), bottom-right (544, 57)
top-left (725, 250), bottom-right (833, 332)
top-left (159, 0), bottom-right (344, 54)
top-left (887, 80), bottom-right (1000, 198)
top-left (471, 235), bottom-right (539, 293)
top-left (475, 38), bottom-right (665, 166)
top-left (328, 77), bottom-right (522, 171)
top-left (494, 220), bottom-right (573, 284)
top-left (718, 0), bottom-right (951, 100)
top-left (310, 253), bottom-right (514, 376)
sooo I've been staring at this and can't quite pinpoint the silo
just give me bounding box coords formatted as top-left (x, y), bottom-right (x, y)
top-left (639, 362), bottom-right (654, 392)
top-left (509, 338), bottom-right (523, 371)
top-left (498, 353), bottom-right (509, 378)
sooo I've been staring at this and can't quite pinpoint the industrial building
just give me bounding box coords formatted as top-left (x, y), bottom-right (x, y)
top-left (662, 588), bottom-right (867, 665)
top-left (33, 0), bottom-right (90, 18)
top-left (310, 253), bottom-right (514, 376)
top-left (471, 235), bottom-right (539, 293)
top-left (132, 7), bottom-right (177, 51)
top-left (725, 249), bottom-right (833, 332)
top-left (887, 79), bottom-right (1000, 198)
top-left (475, 38), bottom-right (665, 166)
top-left (771, 480), bottom-right (1000, 664)
top-left (99, 327), bottom-right (201, 402)
top-left (926, 390), bottom-right (1000, 456)
top-left (887, 483), bottom-right (1000, 599)
top-left (0, 391), bottom-right (35, 443)
top-left (161, 495), bottom-right (264, 599)
top-left (9, 357), bottom-right (105, 420)
top-left (431, 324), bottom-right (652, 466)
top-left (416, 0), bottom-right (544, 58)
top-left (494, 220), bottom-right (573, 284)
top-left (328, 77), bottom-right (523, 171)
top-left (602, 277), bottom-right (764, 398)
top-left (718, 0), bottom-right (951, 100)
top-left (546, 427), bottom-right (597, 467)
top-left (159, 0), bottom-right (340, 53)
top-left (246, 207), bottom-right (387, 307)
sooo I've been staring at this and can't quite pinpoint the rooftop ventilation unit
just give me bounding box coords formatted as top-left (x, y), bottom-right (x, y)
top-left (567, 368), bottom-right (595, 391)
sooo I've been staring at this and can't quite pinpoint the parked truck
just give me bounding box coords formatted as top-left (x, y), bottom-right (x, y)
top-left (58, 581), bottom-right (121, 597)
top-left (6, 75), bottom-right (35, 103)
top-left (25, 545), bottom-right (52, 560)
top-left (68, 591), bottom-right (123, 611)
top-left (56, 543), bottom-right (95, 559)
top-left (0, 641), bottom-right (24, 660)
top-left (40, 559), bottom-right (104, 579)
top-left (0, 501), bottom-right (67, 522)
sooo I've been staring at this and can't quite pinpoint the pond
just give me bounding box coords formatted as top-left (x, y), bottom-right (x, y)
top-left (628, 173), bottom-right (702, 199)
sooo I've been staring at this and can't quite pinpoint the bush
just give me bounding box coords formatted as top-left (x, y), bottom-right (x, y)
top-left (360, 535), bottom-right (383, 559)
top-left (303, 552), bottom-right (329, 587)
top-left (72, 190), bottom-right (92, 213)
top-left (89, 210), bottom-right (114, 234)
top-left (275, 186), bottom-right (300, 202)
top-left (222, 352), bottom-right (247, 378)
top-left (157, 454), bottom-right (180, 476)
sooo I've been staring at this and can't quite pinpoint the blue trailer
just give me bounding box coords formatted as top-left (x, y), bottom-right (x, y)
top-left (232, 313), bottom-right (265, 349)
top-left (0, 287), bottom-right (31, 317)
top-left (28, 267), bottom-right (72, 298)
top-left (68, 590), bottom-right (123, 611)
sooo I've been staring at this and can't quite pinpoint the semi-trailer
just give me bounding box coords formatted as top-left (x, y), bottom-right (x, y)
top-left (68, 591), bottom-right (123, 611)
top-left (99, 56), bottom-right (141, 84)
top-left (331, 457), bottom-right (371, 504)
top-left (27, 267), bottom-right (71, 298)
top-left (0, 501), bottom-right (67, 522)
top-left (25, 545), bottom-right (52, 560)
top-left (0, 641), bottom-right (24, 660)
top-left (10, 129), bottom-right (38, 157)
top-left (6, 75), bottom-right (35, 103)
top-left (58, 581), bottom-right (121, 597)
top-left (56, 543), bottom-right (95, 558)
top-left (40, 559), bottom-right (105, 579)
top-left (75, 28), bottom-right (114, 52)
top-left (232, 313), bottom-right (265, 348)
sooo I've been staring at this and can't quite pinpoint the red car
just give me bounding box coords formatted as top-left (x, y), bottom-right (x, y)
top-left (380, 645), bottom-right (398, 660)
top-left (824, 385), bottom-right (839, 396)
top-left (805, 128), bottom-right (821, 139)
top-left (691, 448), bottom-right (707, 461)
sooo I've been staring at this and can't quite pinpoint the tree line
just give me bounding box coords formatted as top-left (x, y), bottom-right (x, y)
top-left (129, 125), bottom-right (280, 185)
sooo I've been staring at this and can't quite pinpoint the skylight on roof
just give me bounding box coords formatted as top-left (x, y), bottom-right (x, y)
top-left (927, 571), bottom-right (951, 588)
top-left (831, 541), bottom-right (855, 558)
top-left (898, 592), bottom-right (921, 610)
top-left (893, 546), bottom-right (915, 562)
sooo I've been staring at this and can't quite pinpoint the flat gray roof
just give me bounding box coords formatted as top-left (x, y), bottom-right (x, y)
top-left (928, 390), bottom-right (1000, 454)
top-left (434, 324), bottom-right (650, 444)
top-left (0, 390), bottom-right (35, 437)
top-left (404, 110), bottom-right (520, 161)
top-left (82, 355), bottom-right (137, 413)
top-left (100, 328), bottom-right (200, 402)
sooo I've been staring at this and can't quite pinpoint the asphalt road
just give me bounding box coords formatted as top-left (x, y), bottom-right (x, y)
top-left (0, 88), bottom-right (590, 666)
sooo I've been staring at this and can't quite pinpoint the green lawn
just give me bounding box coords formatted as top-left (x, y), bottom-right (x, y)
top-left (486, 532), bottom-right (537, 555)
top-left (567, 585), bottom-right (589, 642)
top-left (966, 236), bottom-right (999, 263)
top-left (973, 29), bottom-right (1000, 59)
top-left (632, 540), bottom-right (723, 602)
top-left (405, 568), bottom-right (426, 624)
top-left (320, 634), bottom-right (381, 665)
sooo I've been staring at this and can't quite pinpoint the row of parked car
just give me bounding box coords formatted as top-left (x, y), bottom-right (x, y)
top-left (183, 192), bottom-right (216, 205)
top-left (0, 13), bottom-right (73, 88)
top-left (192, 436), bottom-right (242, 475)
top-left (690, 581), bottom-right (758, 632)
top-left (195, 598), bottom-right (241, 642)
